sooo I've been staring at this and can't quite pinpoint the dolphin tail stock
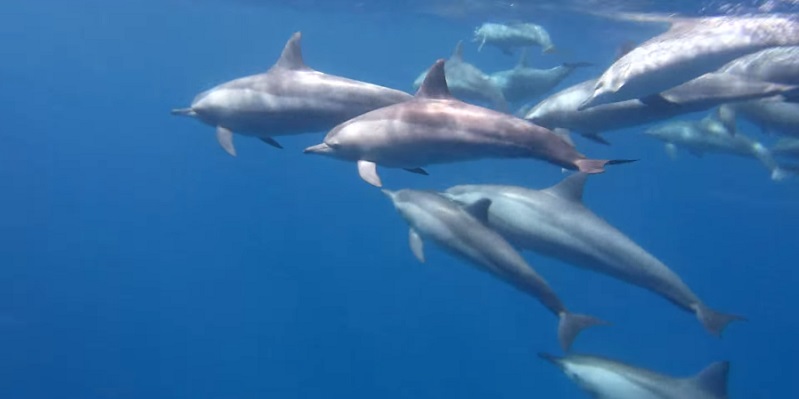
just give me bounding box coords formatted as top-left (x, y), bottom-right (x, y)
top-left (171, 107), bottom-right (196, 117)
top-left (693, 303), bottom-right (746, 337)
top-left (750, 142), bottom-right (790, 181)
top-left (573, 158), bottom-right (637, 174)
top-left (557, 312), bottom-right (609, 352)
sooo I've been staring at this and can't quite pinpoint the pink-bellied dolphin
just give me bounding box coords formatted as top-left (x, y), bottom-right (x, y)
top-left (171, 32), bottom-right (412, 156)
top-left (382, 188), bottom-right (606, 351)
top-left (305, 59), bottom-right (633, 187)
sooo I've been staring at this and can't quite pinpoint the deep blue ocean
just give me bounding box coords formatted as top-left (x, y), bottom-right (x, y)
top-left (3, 1), bottom-right (799, 398)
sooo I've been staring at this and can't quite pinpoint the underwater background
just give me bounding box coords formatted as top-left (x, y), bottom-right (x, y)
top-left (3, 0), bottom-right (799, 397)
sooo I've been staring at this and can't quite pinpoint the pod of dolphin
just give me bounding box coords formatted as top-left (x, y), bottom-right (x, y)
top-left (173, 13), bottom-right (799, 398)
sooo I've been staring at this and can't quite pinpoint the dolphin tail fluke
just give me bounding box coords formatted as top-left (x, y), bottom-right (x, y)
top-left (557, 312), bottom-right (608, 352)
top-left (574, 159), bottom-right (637, 174)
top-left (171, 108), bottom-right (196, 117)
top-left (694, 303), bottom-right (745, 337)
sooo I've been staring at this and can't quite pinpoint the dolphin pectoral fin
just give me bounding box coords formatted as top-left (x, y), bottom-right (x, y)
top-left (409, 229), bottom-right (425, 263)
top-left (357, 160), bottom-right (382, 187)
top-left (259, 137), bottom-right (283, 149)
top-left (693, 303), bottom-right (745, 337)
top-left (580, 132), bottom-right (611, 146)
top-left (558, 312), bottom-right (609, 352)
top-left (463, 198), bottom-right (492, 224)
top-left (216, 126), bottom-right (237, 157)
top-left (403, 167), bottom-right (429, 175)
top-left (665, 143), bottom-right (678, 159)
top-left (574, 159), bottom-right (637, 174)
top-left (688, 361), bottom-right (730, 399)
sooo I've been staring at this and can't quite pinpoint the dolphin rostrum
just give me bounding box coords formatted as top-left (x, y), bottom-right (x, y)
top-left (305, 59), bottom-right (633, 187)
top-left (539, 352), bottom-right (730, 399)
top-left (579, 15), bottom-right (799, 110)
top-left (645, 112), bottom-right (789, 181)
top-left (443, 173), bottom-right (743, 336)
top-left (172, 32), bottom-right (412, 156)
top-left (412, 41), bottom-right (507, 111)
top-left (382, 188), bottom-right (606, 351)
top-left (489, 49), bottom-right (592, 105)
top-left (473, 22), bottom-right (555, 55)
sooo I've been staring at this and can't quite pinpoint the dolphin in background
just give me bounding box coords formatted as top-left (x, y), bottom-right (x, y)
top-left (645, 111), bottom-right (789, 181)
top-left (489, 49), bottom-right (592, 105)
top-left (579, 15), bottom-right (799, 110)
top-left (172, 32), bottom-right (412, 156)
top-left (412, 41), bottom-right (508, 112)
top-left (382, 189), bottom-right (606, 351)
top-left (444, 173), bottom-right (743, 336)
top-left (473, 22), bottom-right (555, 54)
top-left (539, 352), bottom-right (730, 399)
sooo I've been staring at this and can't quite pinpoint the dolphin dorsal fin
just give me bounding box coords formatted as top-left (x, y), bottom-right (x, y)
top-left (689, 361), bottom-right (730, 399)
top-left (274, 32), bottom-right (310, 71)
top-left (415, 59), bottom-right (452, 99)
top-left (463, 198), bottom-right (492, 224)
top-left (451, 41), bottom-right (464, 61)
top-left (543, 173), bottom-right (588, 202)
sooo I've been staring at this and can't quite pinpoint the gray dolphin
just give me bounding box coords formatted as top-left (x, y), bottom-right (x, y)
top-left (525, 73), bottom-right (798, 144)
top-left (473, 22), bottom-right (555, 54)
top-left (443, 173), bottom-right (743, 336)
top-left (171, 32), bottom-right (412, 156)
top-left (539, 353), bottom-right (730, 399)
top-left (412, 42), bottom-right (507, 111)
top-left (645, 112), bottom-right (789, 181)
top-left (489, 49), bottom-right (592, 105)
top-left (579, 15), bottom-right (799, 110)
top-left (306, 59), bottom-right (633, 187)
top-left (382, 189), bottom-right (606, 351)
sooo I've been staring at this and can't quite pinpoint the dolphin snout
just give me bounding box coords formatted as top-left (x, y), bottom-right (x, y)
top-left (303, 143), bottom-right (332, 154)
top-left (538, 352), bottom-right (563, 367)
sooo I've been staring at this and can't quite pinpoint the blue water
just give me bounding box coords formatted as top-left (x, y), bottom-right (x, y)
top-left (3, 1), bottom-right (799, 397)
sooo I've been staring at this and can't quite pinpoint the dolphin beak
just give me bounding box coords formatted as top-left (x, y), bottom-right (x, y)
top-left (538, 352), bottom-right (564, 367)
top-left (381, 189), bottom-right (396, 200)
top-left (171, 108), bottom-right (196, 117)
top-left (303, 143), bottom-right (331, 154)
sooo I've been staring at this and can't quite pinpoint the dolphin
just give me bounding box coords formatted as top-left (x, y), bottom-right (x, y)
top-left (645, 112), bottom-right (789, 181)
top-left (489, 49), bottom-right (592, 105)
top-left (473, 22), bottom-right (555, 54)
top-left (171, 32), bottom-right (412, 156)
top-left (443, 173), bottom-right (743, 336)
top-left (525, 74), bottom-right (798, 144)
top-left (539, 353), bottom-right (730, 399)
top-left (382, 189), bottom-right (606, 351)
top-left (579, 15), bottom-right (799, 110)
top-left (412, 41), bottom-right (507, 112)
top-left (305, 59), bottom-right (633, 187)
